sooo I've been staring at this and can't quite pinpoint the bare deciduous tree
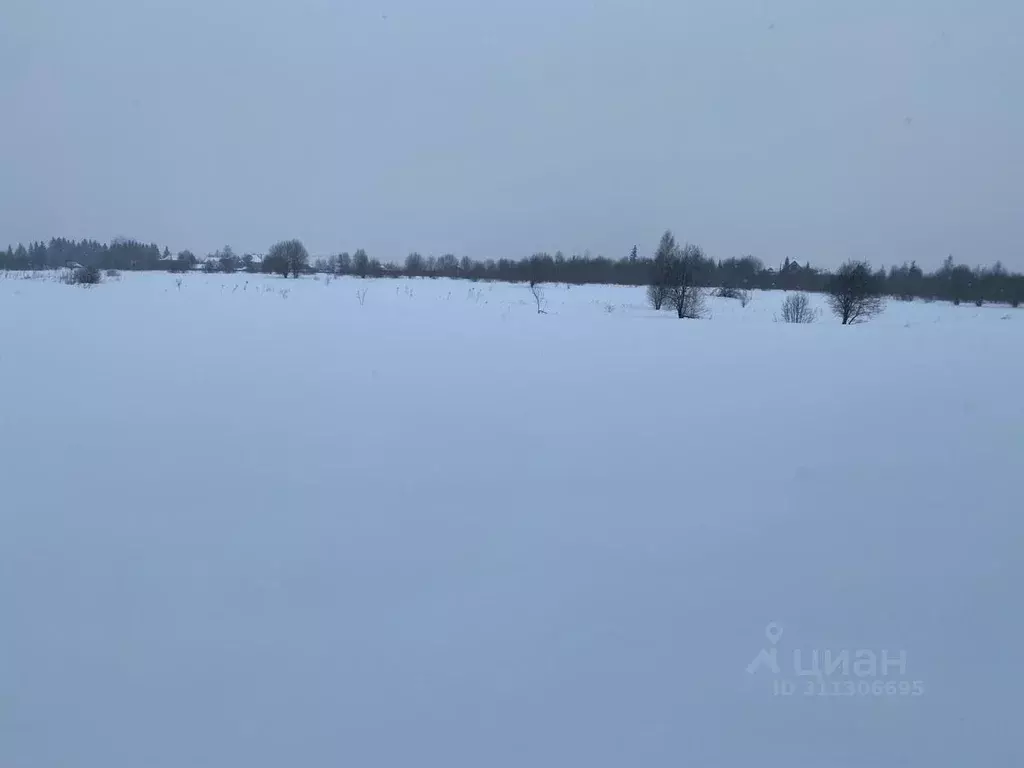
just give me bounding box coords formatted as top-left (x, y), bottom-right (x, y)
top-left (405, 252), bottom-right (425, 275)
top-left (352, 249), bottom-right (370, 278)
top-left (667, 243), bottom-right (708, 319)
top-left (777, 292), bottom-right (818, 323)
top-left (647, 230), bottom-right (676, 310)
top-left (827, 260), bottom-right (885, 324)
top-left (266, 239), bottom-right (309, 278)
top-left (216, 245), bottom-right (239, 273)
top-left (529, 280), bottom-right (547, 314)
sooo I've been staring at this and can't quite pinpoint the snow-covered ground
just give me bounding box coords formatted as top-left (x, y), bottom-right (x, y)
top-left (2, 271), bottom-right (1021, 767)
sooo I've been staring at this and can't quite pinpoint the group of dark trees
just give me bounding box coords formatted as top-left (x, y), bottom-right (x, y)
top-left (0, 238), bottom-right (173, 272)
top-left (309, 250), bottom-right (378, 278)
top-left (642, 231), bottom-right (892, 324)
top-left (646, 231), bottom-right (708, 318)
top-left (643, 231), bottom-right (894, 324)
top-left (4, 234), bottom-right (1022, 308)
top-left (262, 240), bottom-right (310, 278)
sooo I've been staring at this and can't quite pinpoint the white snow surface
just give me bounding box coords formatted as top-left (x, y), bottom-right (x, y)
top-left (1, 272), bottom-right (1021, 767)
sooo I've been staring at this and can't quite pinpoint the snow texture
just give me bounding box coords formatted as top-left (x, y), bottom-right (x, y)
top-left (1, 272), bottom-right (1021, 767)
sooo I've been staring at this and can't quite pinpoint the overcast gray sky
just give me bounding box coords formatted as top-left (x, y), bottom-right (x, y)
top-left (2, 0), bottom-right (1021, 269)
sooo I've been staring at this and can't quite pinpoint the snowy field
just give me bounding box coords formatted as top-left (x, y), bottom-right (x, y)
top-left (1, 271), bottom-right (1021, 767)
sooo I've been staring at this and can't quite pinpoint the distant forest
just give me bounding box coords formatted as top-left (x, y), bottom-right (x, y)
top-left (2, 236), bottom-right (1022, 306)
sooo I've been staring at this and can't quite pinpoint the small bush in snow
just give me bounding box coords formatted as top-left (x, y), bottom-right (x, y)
top-left (714, 286), bottom-right (751, 306)
top-left (778, 292), bottom-right (818, 323)
top-left (646, 283), bottom-right (670, 311)
top-left (62, 265), bottom-right (102, 285)
top-left (105, 269), bottom-right (121, 278)
top-left (668, 285), bottom-right (708, 319)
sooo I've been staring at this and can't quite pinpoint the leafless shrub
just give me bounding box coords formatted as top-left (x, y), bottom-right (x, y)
top-left (827, 261), bottom-right (885, 324)
top-left (61, 265), bottom-right (102, 285)
top-left (647, 283), bottom-right (670, 310)
top-left (713, 286), bottom-right (750, 307)
top-left (669, 285), bottom-right (708, 319)
top-left (777, 292), bottom-right (818, 323)
top-left (356, 287), bottom-right (368, 306)
top-left (529, 281), bottom-right (547, 314)
top-left (666, 245), bottom-right (709, 319)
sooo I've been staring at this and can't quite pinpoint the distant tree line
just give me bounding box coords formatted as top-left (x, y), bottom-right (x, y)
top-left (3, 235), bottom-right (1022, 307)
top-left (1, 238), bottom-right (173, 272)
top-left (316, 246), bottom-right (1024, 307)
